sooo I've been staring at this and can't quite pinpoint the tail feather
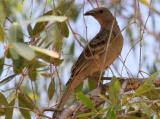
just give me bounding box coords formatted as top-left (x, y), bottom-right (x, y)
top-left (52, 78), bottom-right (76, 118)
top-left (52, 77), bottom-right (83, 118)
top-left (52, 86), bottom-right (72, 118)
top-left (56, 85), bottom-right (72, 110)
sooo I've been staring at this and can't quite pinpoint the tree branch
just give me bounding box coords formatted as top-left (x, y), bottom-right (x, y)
top-left (53, 77), bottom-right (160, 119)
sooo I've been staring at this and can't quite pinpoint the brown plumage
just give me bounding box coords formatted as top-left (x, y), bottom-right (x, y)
top-left (53, 7), bottom-right (123, 118)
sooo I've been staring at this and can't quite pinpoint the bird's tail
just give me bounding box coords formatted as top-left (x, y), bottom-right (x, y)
top-left (52, 86), bottom-right (72, 118)
top-left (52, 78), bottom-right (75, 118)
top-left (52, 77), bottom-right (82, 118)
top-left (56, 85), bottom-right (72, 110)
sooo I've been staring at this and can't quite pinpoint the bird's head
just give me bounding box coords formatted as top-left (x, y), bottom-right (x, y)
top-left (84, 7), bottom-right (115, 28)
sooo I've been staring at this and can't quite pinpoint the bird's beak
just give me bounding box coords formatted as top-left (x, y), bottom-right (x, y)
top-left (84, 10), bottom-right (96, 16)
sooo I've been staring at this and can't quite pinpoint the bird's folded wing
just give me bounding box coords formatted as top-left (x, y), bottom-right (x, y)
top-left (69, 29), bottom-right (116, 80)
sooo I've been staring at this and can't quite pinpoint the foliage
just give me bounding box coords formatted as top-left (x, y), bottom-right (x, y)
top-left (0, 0), bottom-right (160, 119)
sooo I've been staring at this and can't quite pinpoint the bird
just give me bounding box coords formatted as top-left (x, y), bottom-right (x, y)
top-left (53, 7), bottom-right (123, 118)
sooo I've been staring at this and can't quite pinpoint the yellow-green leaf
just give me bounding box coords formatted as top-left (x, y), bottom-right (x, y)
top-left (107, 107), bottom-right (116, 119)
top-left (0, 92), bottom-right (8, 116)
top-left (29, 16), bottom-right (67, 24)
top-left (48, 79), bottom-right (55, 100)
top-left (109, 77), bottom-right (120, 105)
top-left (18, 92), bottom-right (36, 119)
top-left (12, 56), bottom-right (25, 74)
top-left (0, 58), bottom-right (4, 76)
top-left (75, 82), bottom-right (83, 93)
top-left (28, 66), bottom-right (37, 81)
top-left (30, 15), bottom-right (67, 36)
top-left (139, 0), bottom-right (150, 7)
top-left (0, 2), bottom-right (7, 25)
top-left (76, 92), bottom-right (95, 110)
top-left (135, 80), bottom-right (155, 96)
top-left (27, 24), bottom-right (33, 36)
top-left (12, 42), bottom-right (35, 61)
top-left (69, 42), bottom-right (75, 55)
top-left (32, 21), bottom-right (48, 36)
top-left (8, 22), bottom-right (23, 43)
top-left (8, 47), bottom-right (19, 59)
top-left (32, 10), bottom-right (54, 36)
top-left (5, 98), bottom-right (15, 119)
top-left (18, 92), bottom-right (36, 110)
top-left (19, 100), bottom-right (31, 119)
top-left (59, 22), bottom-right (69, 37)
top-left (30, 46), bottom-right (59, 59)
top-left (0, 25), bottom-right (4, 41)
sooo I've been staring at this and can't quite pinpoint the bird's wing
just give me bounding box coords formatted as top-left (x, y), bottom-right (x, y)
top-left (69, 29), bottom-right (116, 80)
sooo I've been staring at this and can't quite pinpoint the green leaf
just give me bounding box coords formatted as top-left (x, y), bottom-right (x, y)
top-left (0, 25), bottom-right (4, 41)
top-left (69, 42), bottom-right (75, 55)
top-left (12, 42), bottom-right (35, 61)
top-left (126, 27), bottom-right (135, 52)
top-left (31, 10), bottom-right (54, 36)
top-left (143, 88), bottom-right (160, 100)
top-left (0, 57), bottom-right (4, 76)
top-left (65, 4), bottom-right (79, 21)
top-left (8, 22), bottom-right (23, 43)
top-left (58, 22), bottom-right (69, 37)
top-left (5, 98), bottom-right (15, 119)
top-left (9, 47), bottom-right (19, 60)
top-left (27, 24), bottom-right (33, 37)
top-left (149, 71), bottom-right (160, 80)
top-left (48, 79), bottom-right (55, 100)
top-left (29, 15), bottom-right (67, 24)
top-left (28, 66), bottom-right (37, 81)
top-left (139, 0), bottom-right (151, 7)
top-left (0, 2), bottom-right (7, 25)
top-left (5, 48), bottom-right (11, 59)
top-left (32, 20), bottom-right (48, 37)
top-left (19, 101), bottom-right (31, 119)
top-left (12, 56), bottom-right (25, 74)
top-left (75, 82), bottom-right (83, 93)
top-left (0, 74), bottom-right (16, 86)
top-left (18, 92), bottom-right (36, 110)
top-left (30, 46), bottom-right (60, 62)
top-left (76, 92), bottom-right (94, 110)
top-left (56, 0), bottom-right (78, 20)
top-left (135, 80), bottom-right (155, 96)
top-left (52, 24), bottom-right (64, 52)
top-left (29, 59), bottom-right (47, 69)
top-left (107, 107), bottom-right (116, 119)
top-left (43, 10), bottom-right (54, 16)
top-left (109, 77), bottom-right (120, 105)
top-left (0, 92), bottom-right (8, 116)
top-left (18, 92), bottom-right (36, 119)
top-left (77, 111), bottom-right (96, 118)
top-left (88, 78), bottom-right (97, 91)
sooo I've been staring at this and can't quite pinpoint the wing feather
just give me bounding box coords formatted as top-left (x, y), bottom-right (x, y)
top-left (68, 29), bottom-right (116, 83)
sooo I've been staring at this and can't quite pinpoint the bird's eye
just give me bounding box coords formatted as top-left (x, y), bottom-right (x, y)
top-left (99, 10), bottom-right (103, 14)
